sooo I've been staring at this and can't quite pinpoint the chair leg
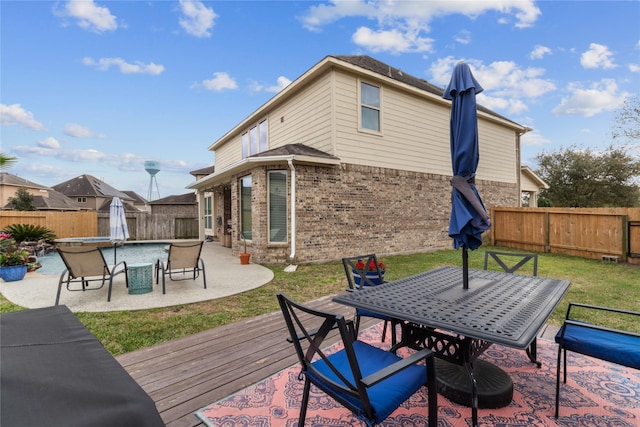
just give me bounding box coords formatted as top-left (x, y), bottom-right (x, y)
top-left (298, 378), bottom-right (311, 427)
top-left (381, 320), bottom-right (388, 342)
top-left (555, 344), bottom-right (563, 418)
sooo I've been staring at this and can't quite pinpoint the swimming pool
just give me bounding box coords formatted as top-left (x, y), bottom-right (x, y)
top-left (37, 243), bottom-right (169, 275)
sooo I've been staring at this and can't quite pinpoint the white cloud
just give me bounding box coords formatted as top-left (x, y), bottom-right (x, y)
top-left (429, 57), bottom-right (556, 115)
top-left (63, 123), bottom-right (107, 138)
top-left (249, 76), bottom-right (293, 94)
top-left (0, 104), bottom-right (45, 130)
top-left (38, 137), bottom-right (60, 149)
top-left (454, 30), bottom-right (471, 45)
top-left (82, 57), bottom-right (165, 75)
top-left (580, 43), bottom-right (616, 69)
top-left (521, 131), bottom-right (550, 147)
top-left (629, 64), bottom-right (640, 73)
top-left (179, 0), bottom-right (217, 38)
top-left (201, 72), bottom-right (238, 92)
top-left (552, 79), bottom-right (628, 117)
top-left (352, 27), bottom-right (434, 53)
top-left (301, 0), bottom-right (540, 53)
top-left (58, 0), bottom-right (117, 33)
top-left (530, 45), bottom-right (551, 59)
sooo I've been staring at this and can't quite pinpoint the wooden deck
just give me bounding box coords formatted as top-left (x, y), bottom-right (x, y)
top-left (116, 295), bottom-right (378, 427)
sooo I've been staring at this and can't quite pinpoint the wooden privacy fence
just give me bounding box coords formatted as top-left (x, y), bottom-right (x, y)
top-left (0, 211), bottom-right (198, 240)
top-left (0, 211), bottom-right (98, 238)
top-left (489, 207), bottom-right (640, 264)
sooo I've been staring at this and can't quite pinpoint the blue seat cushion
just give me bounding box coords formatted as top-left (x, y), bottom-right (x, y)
top-left (308, 341), bottom-right (427, 424)
top-left (356, 308), bottom-right (392, 321)
top-left (556, 322), bottom-right (640, 369)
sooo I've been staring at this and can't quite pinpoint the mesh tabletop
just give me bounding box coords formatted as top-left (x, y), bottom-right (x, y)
top-left (334, 266), bottom-right (570, 348)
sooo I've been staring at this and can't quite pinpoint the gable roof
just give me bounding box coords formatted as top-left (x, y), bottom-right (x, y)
top-left (190, 166), bottom-right (215, 177)
top-left (149, 192), bottom-right (196, 205)
top-left (0, 172), bottom-right (49, 190)
top-left (31, 191), bottom-right (82, 211)
top-left (53, 174), bottom-right (133, 201)
top-left (97, 199), bottom-right (141, 212)
top-left (210, 54), bottom-right (527, 151)
top-left (122, 191), bottom-right (148, 204)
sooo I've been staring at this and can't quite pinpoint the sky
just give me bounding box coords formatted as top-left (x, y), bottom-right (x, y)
top-left (1, 0), bottom-right (639, 199)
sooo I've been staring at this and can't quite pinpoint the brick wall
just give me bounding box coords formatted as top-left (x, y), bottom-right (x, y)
top-left (221, 163), bottom-right (518, 264)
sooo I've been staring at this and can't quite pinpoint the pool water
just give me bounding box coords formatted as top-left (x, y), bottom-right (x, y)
top-left (37, 243), bottom-right (169, 275)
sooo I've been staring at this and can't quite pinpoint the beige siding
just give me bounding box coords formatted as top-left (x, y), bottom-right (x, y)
top-left (521, 171), bottom-right (542, 192)
top-left (333, 69), bottom-right (517, 184)
top-left (269, 73), bottom-right (334, 153)
top-left (214, 135), bottom-right (243, 169)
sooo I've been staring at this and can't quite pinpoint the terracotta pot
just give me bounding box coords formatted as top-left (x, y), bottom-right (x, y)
top-left (239, 253), bottom-right (251, 265)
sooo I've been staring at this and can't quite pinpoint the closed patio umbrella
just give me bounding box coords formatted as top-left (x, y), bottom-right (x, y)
top-left (109, 197), bottom-right (129, 264)
top-left (443, 62), bottom-right (491, 289)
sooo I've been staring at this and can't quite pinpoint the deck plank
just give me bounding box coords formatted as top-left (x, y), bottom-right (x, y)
top-left (116, 295), bottom-right (376, 427)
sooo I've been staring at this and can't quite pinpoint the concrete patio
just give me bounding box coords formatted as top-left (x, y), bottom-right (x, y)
top-left (0, 241), bottom-right (274, 312)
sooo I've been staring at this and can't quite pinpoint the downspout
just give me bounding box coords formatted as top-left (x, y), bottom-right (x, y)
top-left (287, 159), bottom-right (296, 262)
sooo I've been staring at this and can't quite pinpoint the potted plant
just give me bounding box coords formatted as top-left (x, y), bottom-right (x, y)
top-left (0, 233), bottom-right (29, 282)
top-left (353, 258), bottom-right (386, 285)
top-left (239, 232), bottom-right (251, 265)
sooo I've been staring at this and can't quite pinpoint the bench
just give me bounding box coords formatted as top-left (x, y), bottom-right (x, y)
top-left (554, 302), bottom-right (640, 417)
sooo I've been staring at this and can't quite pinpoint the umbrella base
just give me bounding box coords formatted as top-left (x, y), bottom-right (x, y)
top-left (435, 358), bottom-right (513, 408)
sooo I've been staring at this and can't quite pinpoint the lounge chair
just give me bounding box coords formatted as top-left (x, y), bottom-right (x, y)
top-left (155, 241), bottom-right (206, 294)
top-left (55, 246), bottom-right (128, 304)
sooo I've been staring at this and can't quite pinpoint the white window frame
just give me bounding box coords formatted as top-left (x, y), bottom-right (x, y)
top-left (268, 171), bottom-right (287, 244)
top-left (203, 194), bottom-right (213, 230)
top-left (358, 80), bottom-right (382, 134)
top-left (241, 118), bottom-right (269, 159)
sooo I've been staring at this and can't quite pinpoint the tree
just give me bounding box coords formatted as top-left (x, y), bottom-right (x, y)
top-left (612, 96), bottom-right (640, 144)
top-left (0, 152), bottom-right (17, 170)
top-left (535, 145), bottom-right (640, 207)
top-left (7, 188), bottom-right (37, 211)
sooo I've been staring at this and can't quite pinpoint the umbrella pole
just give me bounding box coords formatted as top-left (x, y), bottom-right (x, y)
top-left (463, 246), bottom-right (469, 289)
top-left (114, 244), bottom-right (117, 264)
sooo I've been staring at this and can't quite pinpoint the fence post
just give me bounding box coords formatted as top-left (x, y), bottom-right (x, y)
top-left (544, 211), bottom-right (550, 253)
top-left (621, 215), bottom-right (629, 263)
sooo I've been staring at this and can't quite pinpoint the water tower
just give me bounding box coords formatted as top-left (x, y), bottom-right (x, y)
top-left (145, 160), bottom-right (161, 201)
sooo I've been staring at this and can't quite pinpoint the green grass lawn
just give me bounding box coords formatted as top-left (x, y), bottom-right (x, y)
top-left (1, 246), bottom-right (637, 356)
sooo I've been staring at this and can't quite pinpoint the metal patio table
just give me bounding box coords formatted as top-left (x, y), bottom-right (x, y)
top-left (333, 266), bottom-right (570, 426)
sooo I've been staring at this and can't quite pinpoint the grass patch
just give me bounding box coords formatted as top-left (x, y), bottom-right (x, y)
top-left (1, 246), bottom-right (637, 355)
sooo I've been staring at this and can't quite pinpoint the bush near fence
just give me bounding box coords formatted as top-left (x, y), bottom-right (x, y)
top-left (489, 207), bottom-right (640, 265)
top-left (0, 211), bottom-right (198, 241)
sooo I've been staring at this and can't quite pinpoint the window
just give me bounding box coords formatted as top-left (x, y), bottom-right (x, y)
top-left (268, 171), bottom-right (287, 243)
top-left (77, 197), bottom-right (87, 203)
top-left (241, 119), bottom-right (269, 159)
top-left (240, 176), bottom-right (252, 240)
top-left (204, 194), bottom-right (212, 229)
top-left (360, 81), bottom-right (381, 132)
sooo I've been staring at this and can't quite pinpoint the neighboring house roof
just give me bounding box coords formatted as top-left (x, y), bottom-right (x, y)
top-left (96, 199), bottom-right (140, 213)
top-left (149, 193), bottom-right (196, 205)
top-left (53, 174), bottom-right (133, 201)
top-left (122, 191), bottom-right (148, 204)
top-left (31, 191), bottom-right (82, 211)
top-left (0, 172), bottom-right (49, 190)
top-left (521, 166), bottom-right (549, 191)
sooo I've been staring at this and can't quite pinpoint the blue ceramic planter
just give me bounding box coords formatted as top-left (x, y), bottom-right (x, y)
top-left (0, 265), bottom-right (27, 282)
top-left (353, 270), bottom-right (385, 286)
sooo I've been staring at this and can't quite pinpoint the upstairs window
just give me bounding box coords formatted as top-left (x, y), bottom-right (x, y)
top-left (360, 81), bottom-right (381, 132)
top-left (77, 197), bottom-right (87, 203)
top-left (241, 119), bottom-right (268, 159)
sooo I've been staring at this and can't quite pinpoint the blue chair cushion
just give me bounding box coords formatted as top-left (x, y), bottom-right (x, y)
top-left (556, 322), bottom-right (640, 369)
top-left (308, 341), bottom-right (427, 424)
top-left (356, 308), bottom-right (392, 321)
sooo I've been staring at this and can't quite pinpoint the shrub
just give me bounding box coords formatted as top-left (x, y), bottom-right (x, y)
top-left (1, 224), bottom-right (56, 243)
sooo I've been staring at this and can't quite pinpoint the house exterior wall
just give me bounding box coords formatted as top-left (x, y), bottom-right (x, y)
top-left (224, 162), bottom-right (517, 264)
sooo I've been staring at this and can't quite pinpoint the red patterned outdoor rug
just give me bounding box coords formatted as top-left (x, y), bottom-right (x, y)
top-left (196, 323), bottom-right (639, 426)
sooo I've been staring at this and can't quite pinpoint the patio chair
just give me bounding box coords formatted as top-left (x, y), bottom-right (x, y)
top-left (555, 302), bottom-right (640, 418)
top-left (155, 241), bottom-right (206, 294)
top-left (484, 250), bottom-right (541, 366)
top-left (342, 254), bottom-right (400, 345)
top-left (277, 293), bottom-right (437, 427)
top-left (55, 246), bottom-right (128, 305)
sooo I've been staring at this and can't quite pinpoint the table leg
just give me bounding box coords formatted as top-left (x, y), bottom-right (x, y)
top-left (526, 339), bottom-right (542, 368)
top-left (466, 361), bottom-right (478, 427)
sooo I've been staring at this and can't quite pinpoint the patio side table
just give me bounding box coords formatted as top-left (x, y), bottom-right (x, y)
top-left (128, 263), bottom-right (153, 295)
